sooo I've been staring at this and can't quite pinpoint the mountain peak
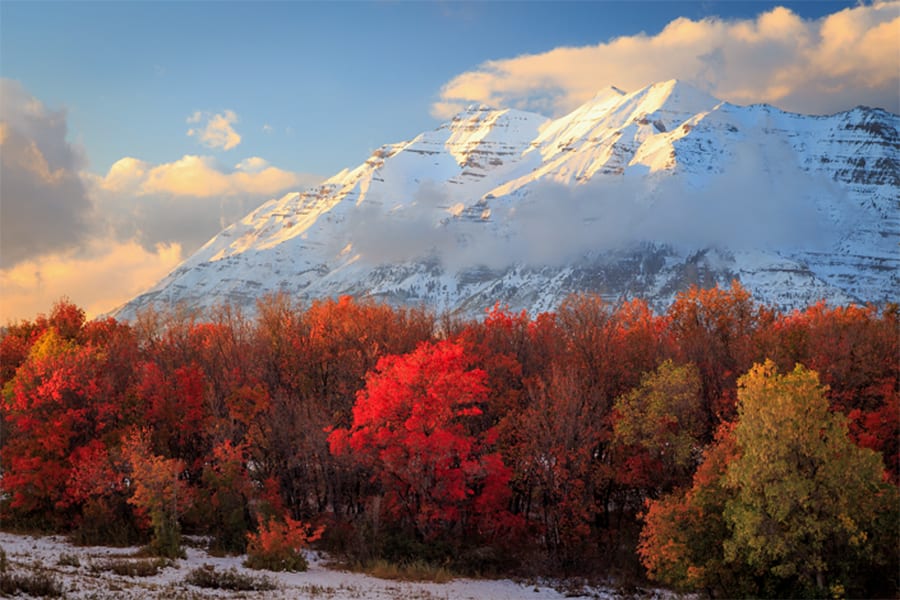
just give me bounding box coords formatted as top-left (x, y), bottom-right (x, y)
top-left (590, 85), bottom-right (627, 103)
top-left (627, 79), bottom-right (720, 116)
top-left (114, 81), bottom-right (899, 321)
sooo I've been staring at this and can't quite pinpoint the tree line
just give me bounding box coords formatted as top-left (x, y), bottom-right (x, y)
top-left (1, 283), bottom-right (897, 597)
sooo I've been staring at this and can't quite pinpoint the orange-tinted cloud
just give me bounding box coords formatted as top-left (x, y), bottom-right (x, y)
top-left (95, 154), bottom-right (316, 198)
top-left (85, 154), bottom-right (323, 259)
top-left (1, 80), bottom-right (325, 322)
top-left (0, 239), bottom-right (183, 323)
top-left (434, 2), bottom-right (900, 118)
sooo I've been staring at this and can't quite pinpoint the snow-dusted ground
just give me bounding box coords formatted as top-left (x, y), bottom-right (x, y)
top-left (0, 531), bottom-right (681, 599)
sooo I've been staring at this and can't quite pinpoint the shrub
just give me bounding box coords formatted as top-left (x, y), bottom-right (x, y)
top-left (244, 516), bottom-right (324, 572)
top-left (200, 440), bottom-right (254, 554)
top-left (57, 553), bottom-right (80, 567)
top-left (90, 557), bottom-right (172, 577)
top-left (0, 568), bottom-right (64, 597)
top-left (185, 564), bottom-right (275, 591)
top-left (70, 497), bottom-right (143, 547)
top-left (122, 430), bottom-right (192, 559)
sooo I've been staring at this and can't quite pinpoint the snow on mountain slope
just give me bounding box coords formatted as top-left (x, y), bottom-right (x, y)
top-left (114, 80), bottom-right (899, 320)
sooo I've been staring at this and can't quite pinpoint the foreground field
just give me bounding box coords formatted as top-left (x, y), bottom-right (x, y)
top-left (0, 531), bottom-right (676, 599)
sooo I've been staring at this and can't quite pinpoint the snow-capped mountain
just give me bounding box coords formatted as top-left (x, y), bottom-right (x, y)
top-left (115, 80), bottom-right (899, 320)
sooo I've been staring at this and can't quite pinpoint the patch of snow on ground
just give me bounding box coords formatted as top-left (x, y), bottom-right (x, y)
top-left (0, 531), bottom-right (685, 599)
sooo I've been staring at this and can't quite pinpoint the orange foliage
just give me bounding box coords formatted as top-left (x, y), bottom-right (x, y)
top-left (121, 429), bottom-right (192, 525)
top-left (245, 516), bottom-right (324, 571)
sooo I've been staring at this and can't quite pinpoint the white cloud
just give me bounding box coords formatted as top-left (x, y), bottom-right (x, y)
top-left (262, 123), bottom-right (273, 134)
top-left (336, 141), bottom-right (843, 273)
top-left (80, 153), bottom-right (322, 290)
top-left (0, 238), bottom-right (183, 323)
top-left (433, 2), bottom-right (900, 118)
top-left (0, 79), bottom-right (178, 323)
top-left (186, 109), bottom-right (242, 150)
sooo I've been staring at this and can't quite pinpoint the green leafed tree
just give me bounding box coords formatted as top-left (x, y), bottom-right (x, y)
top-left (724, 360), bottom-right (898, 597)
top-left (640, 360), bottom-right (899, 598)
top-left (613, 360), bottom-right (706, 494)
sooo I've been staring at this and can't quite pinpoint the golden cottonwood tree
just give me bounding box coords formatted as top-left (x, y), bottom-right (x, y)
top-left (724, 361), bottom-right (897, 596)
top-left (640, 361), bottom-right (898, 597)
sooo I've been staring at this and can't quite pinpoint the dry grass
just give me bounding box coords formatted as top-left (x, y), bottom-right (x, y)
top-left (89, 556), bottom-right (173, 577)
top-left (357, 558), bottom-right (454, 583)
top-left (0, 559), bottom-right (64, 598)
top-left (56, 552), bottom-right (81, 567)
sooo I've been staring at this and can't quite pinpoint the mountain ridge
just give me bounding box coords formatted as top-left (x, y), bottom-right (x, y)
top-left (113, 80), bottom-right (899, 320)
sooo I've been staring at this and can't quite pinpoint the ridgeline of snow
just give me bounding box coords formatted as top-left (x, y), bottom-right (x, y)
top-left (115, 80), bottom-right (899, 320)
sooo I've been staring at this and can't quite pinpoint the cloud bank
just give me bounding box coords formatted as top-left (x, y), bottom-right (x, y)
top-left (86, 155), bottom-right (322, 254)
top-left (340, 137), bottom-right (848, 272)
top-left (0, 240), bottom-right (183, 324)
top-left (0, 80), bottom-right (322, 322)
top-left (434, 2), bottom-right (900, 118)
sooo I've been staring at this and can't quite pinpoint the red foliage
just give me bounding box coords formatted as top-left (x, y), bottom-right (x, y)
top-left (666, 281), bottom-right (772, 432)
top-left (0, 321), bottom-right (42, 386)
top-left (66, 439), bottom-right (126, 503)
top-left (136, 361), bottom-right (208, 464)
top-left (2, 293), bottom-right (895, 580)
top-left (1, 328), bottom-right (138, 522)
top-left (511, 369), bottom-right (604, 561)
top-left (454, 305), bottom-right (532, 434)
top-left (849, 386), bottom-right (900, 483)
top-left (329, 340), bottom-right (520, 542)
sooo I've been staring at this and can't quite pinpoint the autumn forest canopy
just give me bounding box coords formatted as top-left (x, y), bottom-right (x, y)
top-left (1, 284), bottom-right (897, 597)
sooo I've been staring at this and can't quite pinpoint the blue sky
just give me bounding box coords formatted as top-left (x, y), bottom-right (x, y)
top-left (1, 0), bottom-right (897, 321)
top-left (1, 1), bottom-right (865, 176)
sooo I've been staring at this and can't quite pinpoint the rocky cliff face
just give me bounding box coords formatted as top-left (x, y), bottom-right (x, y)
top-left (114, 80), bottom-right (899, 320)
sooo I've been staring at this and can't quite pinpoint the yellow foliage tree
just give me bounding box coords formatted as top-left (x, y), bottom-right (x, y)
top-left (640, 361), bottom-right (899, 597)
top-left (724, 361), bottom-right (896, 595)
